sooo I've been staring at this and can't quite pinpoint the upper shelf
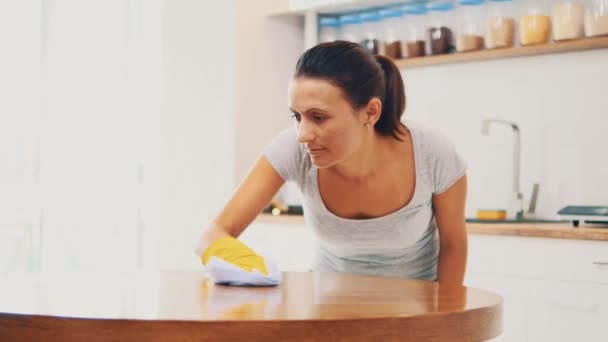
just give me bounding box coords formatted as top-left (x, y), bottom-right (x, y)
top-left (268, 1), bottom-right (608, 68)
top-left (395, 36), bottom-right (608, 69)
top-left (269, 0), bottom-right (408, 16)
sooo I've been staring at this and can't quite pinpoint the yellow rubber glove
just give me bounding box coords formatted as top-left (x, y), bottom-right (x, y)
top-left (201, 236), bottom-right (269, 275)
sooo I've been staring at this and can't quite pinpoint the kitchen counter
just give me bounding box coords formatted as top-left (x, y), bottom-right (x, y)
top-left (0, 271), bottom-right (502, 341)
top-left (256, 214), bottom-right (608, 242)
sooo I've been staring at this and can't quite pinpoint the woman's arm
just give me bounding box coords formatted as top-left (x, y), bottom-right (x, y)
top-left (194, 155), bottom-right (285, 257)
top-left (432, 175), bottom-right (468, 285)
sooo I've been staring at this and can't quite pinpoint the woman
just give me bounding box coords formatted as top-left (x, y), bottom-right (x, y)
top-left (196, 41), bottom-right (468, 285)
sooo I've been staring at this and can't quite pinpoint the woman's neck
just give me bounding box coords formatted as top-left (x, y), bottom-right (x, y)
top-left (328, 128), bottom-right (409, 184)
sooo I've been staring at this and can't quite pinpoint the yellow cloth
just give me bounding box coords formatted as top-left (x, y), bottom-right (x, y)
top-left (202, 236), bottom-right (268, 276)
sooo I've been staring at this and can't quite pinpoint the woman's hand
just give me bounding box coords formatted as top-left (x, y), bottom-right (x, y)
top-left (202, 236), bottom-right (268, 275)
top-left (200, 236), bottom-right (281, 286)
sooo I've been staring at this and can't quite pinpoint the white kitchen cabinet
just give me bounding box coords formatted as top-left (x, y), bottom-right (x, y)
top-left (465, 273), bottom-right (529, 342)
top-left (467, 234), bottom-right (608, 284)
top-left (246, 220), bottom-right (608, 342)
top-left (526, 279), bottom-right (608, 342)
top-left (466, 234), bottom-right (608, 342)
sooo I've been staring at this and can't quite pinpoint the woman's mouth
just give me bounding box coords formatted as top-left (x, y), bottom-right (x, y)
top-left (307, 147), bottom-right (326, 156)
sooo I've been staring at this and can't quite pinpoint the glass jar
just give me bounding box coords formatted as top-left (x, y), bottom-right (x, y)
top-left (339, 14), bottom-right (362, 43)
top-left (427, 1), bottom-right (456, 55)
top-left (359, 11), bottom-right (384, 54)
top-left (552, 0), bottom-right (585, 40)
top-left (319, 17), bottom-right (341, 43)
top-left (485, 0), bottom-right (516, 48)
top-left (379, 8), bottom-right (404, 59)
top-left (401, 4), bottom-right (428, 57)
top-left (456, 0), bottom-right (487, 52)
top-left (519, 0), bottom-right (551, 45)
top-left (585, 0), bottom-right (608, 37)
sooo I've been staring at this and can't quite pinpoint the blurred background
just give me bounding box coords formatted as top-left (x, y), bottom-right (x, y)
top-left (1, 0), bottom-right (607, 275)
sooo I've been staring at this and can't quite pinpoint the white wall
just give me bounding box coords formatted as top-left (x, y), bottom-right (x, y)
top-left (158, 0), bottom-right (236, 269)
top-left (403, 49), bottom-right (608, 219)
top-left (1, 0), bottom-right (239, 273)
top-left (234, 1), bottom-right (304, 184)
top-left (1, 0), bottom-right (168, 273)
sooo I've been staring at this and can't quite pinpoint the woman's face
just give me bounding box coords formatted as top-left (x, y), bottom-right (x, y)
top-left (288, 77), bottom-right (368, 168)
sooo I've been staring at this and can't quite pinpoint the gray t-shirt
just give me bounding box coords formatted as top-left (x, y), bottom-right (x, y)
top-left (262, 121), bottom-right (467, 280)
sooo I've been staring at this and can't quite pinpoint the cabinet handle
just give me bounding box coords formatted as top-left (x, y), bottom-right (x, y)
top-left (545, 300), bottom-right (599, 313)
top-left (593, 261), bottom-right (608, 266)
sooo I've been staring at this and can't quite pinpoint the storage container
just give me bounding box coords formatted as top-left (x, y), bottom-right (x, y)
top-left (339, 14), bottom-right (362, 43)
top-left (402, 4), bottom-right (428, 57)
top-left (485, 0), bottom-right (516, 48)
top-left (319, 17), bottom-right (341, 43)
top-left (456, 0), bottom-right (487, 52)
top-left (379, 8), bottom-right (404, 58)
top-left (584, 0), bottom-right (608, 37)
top-left (359, 11), bottom-right (384, 54)
top-left (519, 0), bottom-right (551, 45)
top-left (427, 1), bottom-right (456, 54)
top-left (552, 0), bottom-right (585, 41)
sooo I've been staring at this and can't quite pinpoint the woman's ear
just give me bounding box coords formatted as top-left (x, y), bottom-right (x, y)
top-left (365, 97), bottom-right (382, 126)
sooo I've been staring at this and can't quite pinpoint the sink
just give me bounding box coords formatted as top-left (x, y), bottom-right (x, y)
top-left (466, 218), bottom-right (569, 224)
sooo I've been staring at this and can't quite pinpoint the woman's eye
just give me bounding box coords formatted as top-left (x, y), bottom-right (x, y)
top-left (313, 115), bottom-right (325, 122)
top-left (290, 113), bottom-right (301, 122)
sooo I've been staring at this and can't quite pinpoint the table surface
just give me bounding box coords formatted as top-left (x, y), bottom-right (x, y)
top-left (0, 271), bottom-right (502, 341)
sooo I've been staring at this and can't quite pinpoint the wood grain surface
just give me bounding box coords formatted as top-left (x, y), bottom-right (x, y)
top-left (0, 271), bottom-right (502, 341)
top-left (395, 36), bottom-right (608, 68)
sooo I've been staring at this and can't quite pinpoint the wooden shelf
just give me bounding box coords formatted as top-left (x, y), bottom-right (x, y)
top-left (395, 36), bottom-right (608, 69)
top-left (268, 0), bottom-right (406, 16)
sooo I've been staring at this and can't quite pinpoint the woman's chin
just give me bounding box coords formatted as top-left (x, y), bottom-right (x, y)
top-left (309, 155), bottom-right (333, 168)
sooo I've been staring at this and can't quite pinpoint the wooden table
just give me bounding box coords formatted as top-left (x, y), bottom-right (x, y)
top-left (0, 271), bottom-right (502, 341)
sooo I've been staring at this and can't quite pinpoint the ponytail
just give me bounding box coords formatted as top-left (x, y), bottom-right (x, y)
top-left (374, 55), bottom-right (406, 140)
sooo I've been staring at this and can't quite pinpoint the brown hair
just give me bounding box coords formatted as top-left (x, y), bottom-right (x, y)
top-left (294, 41), bottom-right (406, 140)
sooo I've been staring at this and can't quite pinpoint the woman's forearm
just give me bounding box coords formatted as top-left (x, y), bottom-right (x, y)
top-left (436, 241), bottom-right (468, 285)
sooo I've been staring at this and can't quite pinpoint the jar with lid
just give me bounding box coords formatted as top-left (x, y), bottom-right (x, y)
top-left (519, 0), bottom-right (551, 45)
top-left (552, 0), bottom-right (585, 41)
top-left (456, 0), bottom-right (487, 52)
top-left (339, 14), bottom-right (362, 43)
top-left (319, 17), bottom-right (341, 43)
top-left (585, 0), bottom-right (608, 37)
top-left (359, 11), bottom-right (384, 54)
top-left (401, 4), bottom-right (428, 57)
top-left (427, 1), bottom-right (456, 55)
top-left (485, 0), bottom-right (515, 48)
top-left (379, 8), bottom-right (404, 59)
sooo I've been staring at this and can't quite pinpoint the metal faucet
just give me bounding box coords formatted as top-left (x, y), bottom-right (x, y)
top-left (481, 119), bottom-right (524, 219)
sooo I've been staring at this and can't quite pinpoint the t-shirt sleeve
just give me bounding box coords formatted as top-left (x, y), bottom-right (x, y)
top-left (431, 132), bottom-right (467, 195)
top-left (262, 126), bottom-right (305, 182)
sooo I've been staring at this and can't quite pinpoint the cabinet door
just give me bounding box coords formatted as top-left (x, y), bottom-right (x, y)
top-left (468, 234), bottom-right (608, 284)
top-left (526, 279), bottom-right (608, 342)
top-left (465, 274), bottom-right (529, 342)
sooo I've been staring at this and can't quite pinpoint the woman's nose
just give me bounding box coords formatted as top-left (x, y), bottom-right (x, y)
top-left (297, 121), bottom-right (314, 144)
